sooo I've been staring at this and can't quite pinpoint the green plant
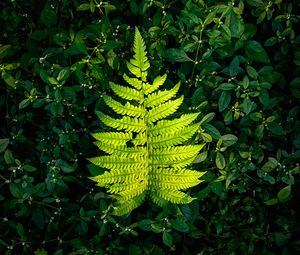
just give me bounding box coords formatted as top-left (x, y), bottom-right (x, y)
top-left (89, 27), bottom-right (206, 216)
top-left (1, 0), bottom-right (300, 254)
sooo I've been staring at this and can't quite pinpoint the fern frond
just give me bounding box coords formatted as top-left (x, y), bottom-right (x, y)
top-left (126, 61), bottom-right (142, 78)
top-left (116, 181), bottom-right (148, 200)
top-left (145, 82), bottom-right (180, 108)
top-left (149, 113), bottom-right (200, 136)
top-left (109, 82), bottom-right (143, 102)
top-left (96, 111), bottom-right (146, 132)
top-left (112, 192), bottom-right (146, 216)
top-left (147, 96), bottom-right (184, 123)
top-left (94, 142), bottom-right (146, 158)
top-left (88, 156), bottom-right (147, 170)
top-left (130, 27), bottom-right (150, 72)
top-left (143, 74), bottom-right (167, 95)
top-left (149, 123), bottom-right (200, 148)
top-left (150, 168), bottom-right (206, 180)
top-left (132, 132), bottom-right (147, 146)
top-left (123, 73), bottom-right (142, 90)
top-left (108, 178), bottom-right (147, 193)
top-left (89, 168), bottom-right (147, 185)
top-left (103, 95), bottom-right (145, 117)
top-left (149, 192), bottom-right (168, 207)
top-left (89, 28), bottom-right (207, 216)
top-left (154, 189), bottom-right (195, 204)
top-left (91, 132), bottom-right (132, 146)
top-left (152, 156), bottom-right (197, 169)
top-left (149, 168), bottom-right (205, 189)
top-left (151, 145), bottom-right (205, 162)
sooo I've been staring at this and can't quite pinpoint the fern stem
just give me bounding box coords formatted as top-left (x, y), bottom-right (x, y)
top-left (191, 30), bottom-right (203, 80)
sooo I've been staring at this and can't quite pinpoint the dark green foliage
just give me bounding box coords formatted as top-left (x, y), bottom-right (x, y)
top-left (0, 0), bottom-right (300, 254)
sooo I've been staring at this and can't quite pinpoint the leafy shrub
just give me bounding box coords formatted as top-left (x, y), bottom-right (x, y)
top-left (0, 0), bottom-right (299, 254)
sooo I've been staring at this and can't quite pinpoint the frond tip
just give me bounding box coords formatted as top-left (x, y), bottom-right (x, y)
top-left (89, 27), bottom-right (207, 216)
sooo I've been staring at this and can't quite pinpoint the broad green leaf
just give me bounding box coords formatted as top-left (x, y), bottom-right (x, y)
top-left (290, 77), bottom-right (300, 99)
top-left (193, 151), bottom-right (208, 163)
top-left (199, 112), bottom-right (215, 125)
top-left (216, 152), bottom-right (226, 169)
top-left (224, 110), bottom-right (233, 124)
top-left (4, 149), bottom-right (14, 164)
top-left (40, 70), bottom-right (59, 85)
top-left (164, 48), bottom-right (193, 62)
top-left (264, 198), bottom-right (278, 205)
top-left (40, 3), bottom-right (57, 27)
top-left (268, 122), bottom-right (285, 135)
top-left (0, 139), bottom-right (9, 153)
top-left (229, 56), bottom-right (240, 76)
top-left (60, 161), bottom-right (75, 173)
top-left (197, 186), bottom-right (210, 199)
top-left (261, 157), bottom-right (278, 172)
top-left (203, 124), bottom-right (221, 140)
top-left (9, 183), bottom-right (23, 198)
top-left (264, 37), bottom-right (277, 46)
top-left (219, 83), bottom-right (236, 91)
top-left (241, 97), bottom-right (256, 115)
top-left (277, 185), bottom-right (291, 203)
top-left (218, 91), bottom-right (231, 112)
top-left (245, 40), bottom-right (270, 63)
top-left (220, 24), bottom-right (231, 40)
top-left (1, 71), bottom-right (16, 88)
top-left (76, 3), bottom-right (91, 11)
top-left (19, 99), bottom-right (30, 109)
top-left (201, 133), bottom-right (212, 142)
top-left (229, 12), bottom-right (245, 38)
top-left (192, 87), bottom-right (204, 106)
top-left (16, 223), bottom-right (25, 238)
top-left (171, 218), bottom-right (189, 233)
top-left (0, 45), bottom-right (11, 59)
top-left (246, 65), bottom-right (258, 79)
top-left (23, 165), bottom-right (37, 172)
top-left (221, 134), bottom-right (238, 146)
top-left (162, 232), bottom-right (173, 247)
top-left (67, 34), bottom-right (88, 55)
top-left (57, 68), bottom-right (70, 82)
top-left (210, 181), bottom-right (223, 196)
top-left (246, 0), bottom-right (264, 7)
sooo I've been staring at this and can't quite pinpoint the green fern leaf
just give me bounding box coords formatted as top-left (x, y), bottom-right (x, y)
top-left (149, 123), bottom-right (200, 148)
top-left (103, 95), bottom-right (145, 117)
top-left (131, 27), bottom-right (150, 72)
top-left (151, 145), bottom-right (205, 162)
top-left (149, 168), bottom-right (205, 189)
top-left (96, 111), bottom-right (146, 132)
top-left (126, 61), bottom-right (142, 78)
top-left (89, 28), bottom-right (206, 215)
top-left (88, 156), bottom-right (147, 170)
top-left (143, 74), bottom-right (167, 95)
top-left (89, 168), bottom-right (147, 184)
top-left (123, 73), bottom-right (142, 90)
top-left (132, 132), bottom-right (147, 146)
top-left (149, 113), bottom-right (200, 136)
top-left (147, 96), bottom-right (184, 123)
top-left (109, 82), bottom-right (143, 102)
top-left (154, 189), bottom-right (195, 204)
top-left (94, 142), bottom-right (146, 158)
top-left (145, 81), bottom-right (180, 108)
top-left (113, 193), bottom-right (146, 216)
top-left (91, 132), bottom-right (132, 146)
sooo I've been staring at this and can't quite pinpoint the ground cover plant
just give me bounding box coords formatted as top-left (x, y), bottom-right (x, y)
top-left (0, 0), bottom-right (300, 254)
